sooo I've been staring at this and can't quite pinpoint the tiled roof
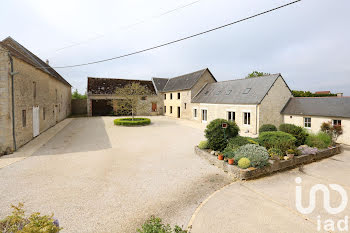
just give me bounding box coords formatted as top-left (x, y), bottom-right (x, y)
top-left (152, 77), bottom-right (169, 93)
top-left (0, 37), bottom-right (71, 87)
top-left (281, 97), bottom-right (350, 118)
top-left (87, 77), bottom-right (156, 95)
top-left (191, 74), bottom-right (282, 104)
top-left (162, 68), bottom-right (211, 92)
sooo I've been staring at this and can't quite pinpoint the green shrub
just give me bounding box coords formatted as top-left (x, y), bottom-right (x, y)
top-left (224, 136), bottom-right (251, 152)
top-left (223, 150), bottom-right (235, 159)
top-left (234, 144), bottom-right (270, 168)
top-left (305, 132), bottom-right (332, 149)
top-left (198, 140), bottom-right (209, 149)
top-left (205, 119), bottom-right (240, 151)
top-left (246, 137), bottom-right (259, 145)
top-left (0, 203), bottom-right (61, 233)
top-left (137, 216), bottom-right (187, 233)
top-left (259, 131), bottom-right (297, 152)
top-left (114, 118), bottom-right (151, 126)
top-left (279, 123), bottom-right (308, 146)
top-left (268, 148), bottom-right (284, 159)
top-left (238, 158), bottom-right (251, 169)
top-left (259, 124), bottom-right (277, 133)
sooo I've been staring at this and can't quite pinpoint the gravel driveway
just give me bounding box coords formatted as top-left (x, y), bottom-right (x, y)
top-left (0, 117), bottom-right (232, 232)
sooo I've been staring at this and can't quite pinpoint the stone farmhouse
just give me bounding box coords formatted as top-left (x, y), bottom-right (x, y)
top-left (88, 68), bottom-right (349, 144)
top-left (0, 37), bottom-right (71, 154)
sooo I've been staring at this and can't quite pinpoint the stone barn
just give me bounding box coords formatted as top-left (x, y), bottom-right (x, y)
top-left (0, 37), bottom-right (71, 154)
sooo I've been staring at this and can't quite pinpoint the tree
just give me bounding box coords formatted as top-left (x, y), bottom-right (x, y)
top-left (72, 89), bottom-right (87, 99)
top-left (292, 90), bottom-right (336, 97)
top-left (320, 121), bottom-right (343, 145)
top-left (110, 82), bottom-right (152, 120)
top-left (245, 71), bottom-right (270, 79)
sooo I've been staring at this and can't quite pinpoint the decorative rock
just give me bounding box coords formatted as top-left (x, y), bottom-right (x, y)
top-left (210, 151), bottom-right (215, 155)
top-left (214, 151), bottom-right (219, 156)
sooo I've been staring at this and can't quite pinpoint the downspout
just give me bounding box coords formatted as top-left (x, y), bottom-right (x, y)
top-left (9, 54), bottom-right (16, 150)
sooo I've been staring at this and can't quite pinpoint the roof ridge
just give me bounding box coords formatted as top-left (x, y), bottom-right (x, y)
top-left (205, 73), bottom-right (280, 85)
top-left (293, 96), bottom-right (350, 98)
top-left (88, 77), bottom-right (152, 82)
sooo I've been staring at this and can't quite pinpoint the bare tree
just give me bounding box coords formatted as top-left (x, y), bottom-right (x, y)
top-left (110, 82), bottom-right (151, 120)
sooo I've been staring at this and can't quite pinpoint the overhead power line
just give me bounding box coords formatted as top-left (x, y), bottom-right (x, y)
top-left (43, 0), bottom-right (302, 69)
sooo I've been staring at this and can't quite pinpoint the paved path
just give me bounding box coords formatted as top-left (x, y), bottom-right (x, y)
top-left (190, 147), bottom-right (350, 233)
top-left (0, 117), bottom-right (232, 233)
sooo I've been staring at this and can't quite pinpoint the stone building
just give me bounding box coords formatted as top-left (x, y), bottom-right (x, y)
top-left (282, 97), bottom-right (350, 144)
top-left (0, 37), bottom-right (71, 154)
top-left (87, 77), bottom-right (163, 116)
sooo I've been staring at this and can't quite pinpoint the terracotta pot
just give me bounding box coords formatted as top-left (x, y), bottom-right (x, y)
top-left (218, 154), bottom-right (224, 160)
top-left (228, 158), bottom-right (234, 165)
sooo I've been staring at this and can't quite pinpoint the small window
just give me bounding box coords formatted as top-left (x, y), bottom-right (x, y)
top-left (244, 112), bottom-right (251, 125)
top-left (193, 108), bottom-right (198, 118)
top-left (243, 88), bottom-right (251, 94)
top-left (184, 103), bottom-right (187, 109)
top-left (170, 106), bottom-right (173, 113)
top-left (43, 107), bottom-right (46, 120)
top-left (22, 110), bottom-right (26, 127)
top-left (33, 82), bottom-right (36, 99)
top-left (202, 109), bottom-right (208, 122)
top-left (177, 93), bottom-right (180, 99)
top-left (227, 111), bottom-right (235, 121)
top-left (164, 94), bottom-right (166, 100)
top-left (55, 89), bottom-right (58, 102)
top-left (204, 90), bottom-right (210, 95)
top-left (170, 93), bottom-right (173, 99)
top-left (304, 117), bottom-right (311, 128)
top-left (333, 120), bottom-right (341, 126)
top-left (290, 116), bottom-right (293, 119)
top-left (225, 90), bottom-right (232, 95)
top-left (216, 90), bottom-right (222, 95)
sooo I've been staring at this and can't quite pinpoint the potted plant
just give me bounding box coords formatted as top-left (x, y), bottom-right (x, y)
top-left (286, 149), bottom-right (295, 159)
top-left (223, 151), bottom-right (235, 165)
top-left (218, 153), bottom-right (224, 160)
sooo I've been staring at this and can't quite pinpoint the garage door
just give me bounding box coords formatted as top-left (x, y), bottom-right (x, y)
top-left (92, 100), bottom-right (114, 116)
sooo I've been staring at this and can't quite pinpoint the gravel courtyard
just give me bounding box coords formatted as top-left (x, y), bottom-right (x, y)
top-left (0, 117), bottom-right (232, 233)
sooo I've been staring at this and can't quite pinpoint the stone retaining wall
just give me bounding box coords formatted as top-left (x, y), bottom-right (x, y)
top-left (195, 145), bottom-right (342, 180)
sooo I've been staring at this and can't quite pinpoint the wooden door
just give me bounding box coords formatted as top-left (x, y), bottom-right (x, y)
top-left (152, 102), bottom-right (157, 112)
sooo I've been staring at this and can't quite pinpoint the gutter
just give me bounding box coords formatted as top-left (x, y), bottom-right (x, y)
top-left (9, 54), bottom-right (17, 150)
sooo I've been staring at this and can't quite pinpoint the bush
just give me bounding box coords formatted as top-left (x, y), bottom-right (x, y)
top-left (137, 216), bottom-right (187, 233)
top-left (224, 136), bottom-right (251, 152)
top-left (259, 131), bottom-right (297, 152)
top-left (234, 144), bottom-right (270, 168)
top-left (0, 203), bottom-right (61, 233)
top-left (238, 158), bottom-right (251, 169)
top-left (223, 150), bottom-right (235, 159)
top-left (268, 148), bottom-right (284, 159)
top-left (305, 132), bottom-right (332, 149)
top-left (320, 121), bottom-right (343, 144)
top-left (114, 118), bottom-right (151, 126)
top-left (198, 140), bottom-right (209, 149)
top-left (205, 119), bottom-right (240, 151)
top-left (279, 124), bottom-right (308, 146)
top-left (259, 124), bottom-right (277, 133)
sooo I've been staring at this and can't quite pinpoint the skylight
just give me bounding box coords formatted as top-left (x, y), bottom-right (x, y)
top-left (243, 88), bottom-right (251, 94)
top-left (226, 90), bottom-right (232, 95)
top-left (216, 90), bottom-right (222, 95)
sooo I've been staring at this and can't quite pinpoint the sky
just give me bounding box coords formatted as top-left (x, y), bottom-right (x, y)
top-left (1, 0), bottom-right (349, 95)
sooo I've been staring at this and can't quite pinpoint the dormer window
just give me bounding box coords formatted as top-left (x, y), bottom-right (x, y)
top-left (243, 88), bottom-right (251, 94)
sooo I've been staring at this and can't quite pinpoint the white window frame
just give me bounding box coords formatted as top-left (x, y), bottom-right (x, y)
top-left (332, 119), bottom-right (341, 126)
top-left (193, 107), bottom-right (198, 119)
top-left (201, 108), bottom-right (208, 123)
top-left (243, 112), bottom-right (251, 126)
top-left (304, 117), bottom-right (311, 128)
top-left (227, 111), bottom-right (235, 122)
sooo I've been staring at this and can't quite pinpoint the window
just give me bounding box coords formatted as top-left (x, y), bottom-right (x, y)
top-left (184, 103), bottom-right (187, 109)
top-left (22, 110), bottom-right (26, 127)
top-left (225, 90), bottom-right (232, 95)
top-left (43, 107), bottom-right (46, 120)
top-left (164, 94), bottom-right (166, 100)
top-left (243, 88), bottom-right (251, 94)
top-left (55, 89), bottom-right (58, 102)
top-left (290, 116), bottom-right (293, 119)
top-left (33, 82), bottom-right (36, 99)
top-left (170, 106), bottom-right (173, 113)
top-left (170, 93), bottom-right (173, 99)
top-left (304, 117), bottom-right (311, 128)
top-left (244, 112), bottom-right (251, 125)
top-left (193, 108), bottom-right (198, 118)
top-left (215, 90), bottom-right (222, 95)
top-left (202, 109), bottom-right (207, 122)
top-left (333, 119), bottom-right (341, 126)
top-left (164, 106), bottom-right (166, 113)
top-left (177, 93), bottom-right (180, 99)
top-left (227, 111), bottom-right (235, 121)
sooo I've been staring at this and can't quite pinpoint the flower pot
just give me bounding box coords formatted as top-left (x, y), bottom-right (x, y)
top-left (218, 154), bottom-right (224, 160)
top-left (228, 158), bottom-right (234, 165)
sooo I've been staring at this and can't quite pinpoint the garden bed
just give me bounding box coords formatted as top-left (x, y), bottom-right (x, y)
top-left (114, 118), bottom-right (151, 126)
top-left (195, 145), bottom-right (342, 180)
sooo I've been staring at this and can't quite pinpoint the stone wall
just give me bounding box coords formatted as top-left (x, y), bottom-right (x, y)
top-left (71, 99), bottom-right (87, 115)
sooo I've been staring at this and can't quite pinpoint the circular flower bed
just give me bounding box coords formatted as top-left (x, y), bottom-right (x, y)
top-left (114, 118), bottom-right (151, 126)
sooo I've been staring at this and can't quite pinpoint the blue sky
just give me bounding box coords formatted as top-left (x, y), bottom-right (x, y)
top-left (1, 0), bottom-right (349, 95)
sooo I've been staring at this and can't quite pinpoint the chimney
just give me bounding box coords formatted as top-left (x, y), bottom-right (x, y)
top-left (45, 59), bottom-right (49, 65)
top-left (337, 93), bottom-right (343, 97)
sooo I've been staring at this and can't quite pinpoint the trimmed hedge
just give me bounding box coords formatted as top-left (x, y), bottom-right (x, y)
top-left (259, 131), bottom-right (297, 152)
top-left (279, 123), bottom-right (308, 146)
top-left (259, 124), bottom-right (277, 133)
top-left (114, 118), bottom-right (151, 126)
top-left (205, 119), bottom-right (240, 151)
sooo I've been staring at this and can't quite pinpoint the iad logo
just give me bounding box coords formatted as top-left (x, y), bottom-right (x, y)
top-left (295, 177), bottom-right (349, 231)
